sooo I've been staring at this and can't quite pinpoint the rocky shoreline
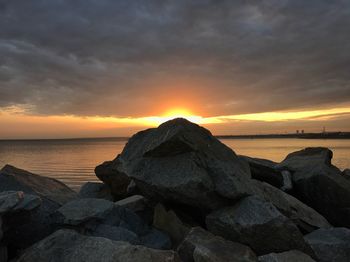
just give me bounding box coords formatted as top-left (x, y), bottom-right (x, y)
top-left (1, 118), bottom-right (350, 262)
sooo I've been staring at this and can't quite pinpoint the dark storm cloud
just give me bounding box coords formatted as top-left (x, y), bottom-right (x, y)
top-left (0, 0), bottom-right (350, 117)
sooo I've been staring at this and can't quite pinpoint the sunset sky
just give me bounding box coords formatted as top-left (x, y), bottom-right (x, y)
top-left (1, 1), bottom-right (350, 139)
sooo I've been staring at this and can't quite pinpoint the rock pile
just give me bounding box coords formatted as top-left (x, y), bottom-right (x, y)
top-left (1, 118), bottom-right (350, 261)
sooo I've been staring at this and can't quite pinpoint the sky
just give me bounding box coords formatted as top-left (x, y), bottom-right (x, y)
top-left (1, 0), bottom-right (350, 139)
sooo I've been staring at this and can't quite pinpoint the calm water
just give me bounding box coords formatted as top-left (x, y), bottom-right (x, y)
top-left (0, 138), bottom-right (349, 190)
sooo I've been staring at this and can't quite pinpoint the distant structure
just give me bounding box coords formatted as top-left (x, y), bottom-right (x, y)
top-left (301, 130), bottom-right (304, 134)
top-left (323, 126), bottom-right (326, 134)
top-left (296, 130), bottom-right (299, 134)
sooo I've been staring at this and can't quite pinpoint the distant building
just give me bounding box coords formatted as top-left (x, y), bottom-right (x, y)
top-left (301, 130), bottom-right (304, 134)
top-left (296, 130), bottom-right (299, 134)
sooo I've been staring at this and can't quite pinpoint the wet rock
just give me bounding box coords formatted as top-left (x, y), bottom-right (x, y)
top-left (305, 227), bottom-right (350, 262)
top-left (252, 180), bottom-right (331, 233)
top-left (78, 182), bottom-right (113, 201)
top-left (177, 227), bottom-right (257, 262)
top-left (153, 203), bottom-right (191, 247)
top-left (258, 250), bottom-right (315, 262)
top-left (97, 118), bottom-right (252, 210)
top-left (17, 229), bottom-right (180, 262)
top-left (206, 196), bottom-right (312, 256)
top-left (56, 198), bottom-right (114, 226)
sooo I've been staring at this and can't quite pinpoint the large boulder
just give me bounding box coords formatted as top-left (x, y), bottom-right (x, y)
top-left (78, 182), bottom-right (113, 201)
top-left (252, 180), bottom-right (331, 233)
top-left (206, 196), bottom-right (313, 256)
top-left (305, 227), bottom-right (350, 262)
top-left (258, 250), bottom-right (315, 262)
top-left (0, 165), bottom-right (77, 252)
top-left (17, 229), bottom-right (180, 262)
top-left (177, 227), bottom-right (257, 262)
top-left (277, 148), bottom-right (350, 227)
top-left (96, 118), bottom-right (253, 210)
top-left (0, 191), bottom-right (41, 214)
top-left (343, 169), bottom-right (350, 180)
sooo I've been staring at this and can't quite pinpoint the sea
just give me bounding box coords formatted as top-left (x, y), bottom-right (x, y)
top-left (0, 138), bottom-right (349, 191)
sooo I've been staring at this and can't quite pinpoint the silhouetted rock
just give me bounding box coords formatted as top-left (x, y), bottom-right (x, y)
top-left (17, 229), bottom-right (180, 262)
top-left (177, 227), bottom-right (257, 262)
top-left (343, 169), bottom-right (350, 180)
top-left (96, 118), bottom-right (252, 210)
top-left (258, 250), bottom-right (315, 262)
top-left (252, 180), bottom-right (331, 233)
top-left (305, 227), bottom-right (350, 262)
top-left (278, 148), bottom-right (350, 227)
top-left (78, 182), bottom-right (113, 201)
top-left (206, 196), bottom-right (313, 256)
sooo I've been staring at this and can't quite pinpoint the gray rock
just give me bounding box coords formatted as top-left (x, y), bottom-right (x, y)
top-left (0, 191), bottom-right (41, 214)
top-left (342, 169), bottom-right (350, 180)
top-left (258, 250), bottom-right (315, 262)
top-left (305, 227), bottom-right (350, 262)
top-left (240, 156), bottom-right (284, 189)
top-left (278, 148), bottom-right (350, 227)
top-left (57, 198), bottom-right (114, 225)
top-left (280, 170), bottom-right (293, 191)
top-left (17, 229), bottom-right (181, 262)
top-left (91, 224), bottom-right (139, 244)
top-left (78, 182), bottom-right (113, 201)
top-left (177, 227), bottom-right (257, 262)
top-left (206, 196), bottom-right (313, 256)
top-left (0, 245), bottom-right (7, 262)
top-left (0, 165), bottom-right (76, 205)
top-left (115, 195), bottom-right (147, 212)
top-left (153, 203), bottom-right (190, 247)
top-left (252, 180), bottom-right (331, 233)
top-left (140, 228), bottom-right (172, 250)
top-left (95, 159), bottom-right (131, 200)
top-left (96, 118), bottom-right (252, 210)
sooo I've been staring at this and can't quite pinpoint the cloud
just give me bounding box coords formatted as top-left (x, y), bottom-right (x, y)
top-left (0, 0), bottom-right (350, 118)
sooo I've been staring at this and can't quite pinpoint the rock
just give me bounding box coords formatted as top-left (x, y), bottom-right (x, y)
top-left (153, 203), bottom-right (191, 247)
top-left (95, 159), bottom-right (131, 200)
top-left (258, 250), bottom-right (315, 262)
top-left (240, 156), bottom-right (284, 189)
top-left (56, 198), bottom-right (114, 226)
top-left (140, 228), bottom-right (172, 250)
top-left (305, 227), bottom-right (350, 262)
top-left (115, 195), bottom-right (147, 212)
top-left (177, 227), bottom-right (257, 262)
top-left (343, 169), bottom-right (350, 180)
top-left (206, 196), bottom-right (313, 256)
top-left (78, 182), bottom-right (113, 201)
top-left (96, 118), bottom-right (252, 210)
top-left (17, 229), bottom-right (181, 262)
top-left (280, 170), bottom-right (293, 191)
top-left (0, 165), bottom-right (76, 205)
top-left (0, 191), bottom-right (41, 214)
top-left (91, 224), bottom-right (139, 244)
top-left (278, 148), bottom-right (350, 227)
top-left (0, 245), bottom-right (7, 262)
top-left (252, 180), bottom-right (331, 233)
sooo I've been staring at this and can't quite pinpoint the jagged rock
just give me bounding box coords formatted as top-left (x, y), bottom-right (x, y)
top-left (153, 203), bottom-right (191, 247)
top-left (56, 198), bottom-right (115, 226)
top-left (78, 182), bottom-right (113, 201)
top-left (96, 118), bottom-right (252, 210)
top-left (115, 195), bottom-right (147, 212)
top-left (277, 148), bottom-right (350, 227)
top-left (258, 250), bottom-right (315, 262)
top-left (0, 165), bottom-right (76, 205)
top-left (95, 159), bottom-right (131, 200)
top-left (177, 227), bottom-right (257, 262)
top-left (0, 191), bottom-right (41, 214)
top-left (17, 229), bottom-right (180, 262)
top-left (305, 227), bottom-right (350, 262)
top-left (240, 156), bottom-right (283, 189)
top-left (206, 196), bottom-right (313, 256)
top-left (252, 180), bottom-right (331, 233)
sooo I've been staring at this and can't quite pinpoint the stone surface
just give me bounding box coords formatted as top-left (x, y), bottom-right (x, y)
top-left (178, 227), bottom-right (257, 262)
top-left (252, 180), bottom-right (331, 233)
top-left (56, 198), bottom-right (115, 225)
top-left (0, 245), bottom-right (7, 262)
top-left (305, 227), bottom-right (350, 262)
top-left (115, 195), bottom-right (147, 212)
top-left (0, 165), bottom-right (76, 205)
top-left (258, 250), bottom-right (315, 262)
top-left (79, 182), bottom-right (113, 201)
top-left (96, 118), bottom-right (253, 210)
top-left (0, 191), bottom-right (41, 214)
top-left (240, 156), bottom-right (283, 189)
top-left (17, 229), bottom-right (180, 262)
top-left (343, 169), bottom-right (350, 180)
top-left (206, 196), bottom-right (312, 255)
top-left (153, 203), bottom-right (190, 247)
top-left (278, 148), bottom-right (350, 227)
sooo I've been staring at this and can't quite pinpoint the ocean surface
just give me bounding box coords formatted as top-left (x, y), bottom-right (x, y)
top-left (0, 138), bottom-right (349, 191)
